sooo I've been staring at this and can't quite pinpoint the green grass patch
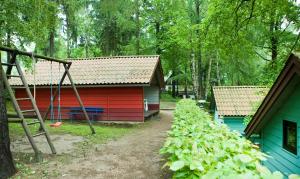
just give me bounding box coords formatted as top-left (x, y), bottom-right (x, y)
top-left (160, 92), bottom-right (180, 102)
top-left (9, 120), bottom-right (137, 144)
top-left (6, 100), bottom-right (16, 114)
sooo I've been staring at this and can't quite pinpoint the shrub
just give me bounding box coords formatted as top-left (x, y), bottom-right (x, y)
top-left (160, 99), bottom-right (283, 179)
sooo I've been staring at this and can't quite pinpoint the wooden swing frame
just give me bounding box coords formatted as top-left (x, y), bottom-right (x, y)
top-left (0, 46), bottom-right (96, 134)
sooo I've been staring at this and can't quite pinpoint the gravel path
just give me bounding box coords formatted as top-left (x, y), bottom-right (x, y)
top-left (55, 110), bottom-right (173, 179)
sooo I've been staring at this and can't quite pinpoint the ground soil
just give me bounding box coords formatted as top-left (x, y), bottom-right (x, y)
top-left (13, 110), bottom-right (173, 179)
top-left (12, 134), bottom-right (85, 155)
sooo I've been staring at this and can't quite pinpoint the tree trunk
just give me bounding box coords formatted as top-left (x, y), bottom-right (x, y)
top-left (6, 31), bottom-right (11, 62)
top-left (85, 36), bottom-right (89, 58)
top-left (191, 53), bottom-right (199, 99)
top-left (269, 1), bottom-right (279, 64)
top-left (216, 52), bottom-right (221, 86)
top-left (270, 21), bottom-right (279, 62)
top-left (111, 18), bottom-right (118, 56)
top-left (176, 80), bottom-right (179, 96)
top-left (171, 79), bottom-right (176, 98)
top-left (64, 3), bottom-right (71, 58)
top-left (0, 53), bottom-right (17, 178)
top-left (84, 1), bottom-right (90, 58)
top-left (135, 0), bottom-right (140, 55)
top-left (184, 66), bottom-right (188, 97)
top-left (195, 0), bottom-right (203, 100)
top-left (204, 57), bottom-right (212, 100)
top-left (155, 22), bottom-right (161, 55)
top-left (49, 31), bottom-right (55, 57)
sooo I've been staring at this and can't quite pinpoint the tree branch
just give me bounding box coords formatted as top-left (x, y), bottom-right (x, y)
top-left (235, 0), bottom-right (256, 32)
top-left (288, 32), bottom-right (300, 54)
top-left (255, 50), bottom-right (271, 61)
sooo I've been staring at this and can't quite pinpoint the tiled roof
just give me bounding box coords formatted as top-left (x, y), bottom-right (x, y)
top-left (9, 56), bottom-right (162, 86)
top-left (212, 86), bottom-right (269, 116)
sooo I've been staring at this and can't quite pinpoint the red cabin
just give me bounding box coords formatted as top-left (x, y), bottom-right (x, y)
top-left (10, 56), bottom-right (164, 122)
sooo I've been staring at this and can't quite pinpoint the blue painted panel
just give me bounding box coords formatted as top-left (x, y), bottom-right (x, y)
top-left (261, 82), bottom-right (300, 177)
top-left (223, 117), bottom-right (245, 134)
top-left (144, 86), bottom-right (159, 104)
top-left (214, 109), bottom-right (218, 121)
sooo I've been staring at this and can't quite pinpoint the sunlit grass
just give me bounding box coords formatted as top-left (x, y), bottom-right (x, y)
top-left (9, 120), bottom-right (137, 144)
top-left (160, 93), bottom-right (180, 102)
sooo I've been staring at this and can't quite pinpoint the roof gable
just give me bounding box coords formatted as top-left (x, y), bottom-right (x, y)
top-left (212, 86), bottom-right (268, 116)
top-left (245, 53), bottom-right (300, 137)
top-left (9, 55), bottom-right (165, 88)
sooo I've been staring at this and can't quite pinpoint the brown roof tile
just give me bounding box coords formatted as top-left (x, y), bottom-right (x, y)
top-left (212, 86), bottom-right (269, 116)
top-left (9, 56), bottom-right (161, 86)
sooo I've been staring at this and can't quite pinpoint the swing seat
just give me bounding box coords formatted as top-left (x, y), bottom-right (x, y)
top-left (50, 122), bottom-right (63, 127)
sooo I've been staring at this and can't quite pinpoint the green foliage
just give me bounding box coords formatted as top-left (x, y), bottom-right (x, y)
top-left (160, 92), bottom-right (180, 102)
top-left (0, 0), bottom-right (299, 96)
top-left (244, 100), bottom-right (262, 126)
top-left (244, 88), bottom-right (270, 125)
top-left (160, 99), bottom-right (284, 178)
top-left (0, 1), bottom-right (58, 47)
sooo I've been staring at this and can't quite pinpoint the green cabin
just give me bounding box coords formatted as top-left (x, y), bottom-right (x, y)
top-left (212, 86), bottom-right (268, 134)
top-left (245, 53), bottom-right (300, 176)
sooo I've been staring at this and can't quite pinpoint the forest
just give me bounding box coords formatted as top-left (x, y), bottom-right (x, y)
top-left (1, 0), bottom-right (299, 100)
top-left (0, 0), bottom-right (300, 178)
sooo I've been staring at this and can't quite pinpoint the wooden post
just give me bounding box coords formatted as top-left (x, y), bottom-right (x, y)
top-left (15, 60), bottom-right (56, 155)
top-left (63, 63), bottom-right (95, 134)
top-left (2, 64), bottom-right (45, 158)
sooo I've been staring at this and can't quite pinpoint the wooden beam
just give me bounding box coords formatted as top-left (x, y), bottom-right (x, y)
top-left (63, 63), bottom-right (96, 134)
top-left (0, 46), bottom-right (71, 64)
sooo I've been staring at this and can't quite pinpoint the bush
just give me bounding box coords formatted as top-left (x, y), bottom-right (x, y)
top-left (160, 99), bottom-right (283, 179)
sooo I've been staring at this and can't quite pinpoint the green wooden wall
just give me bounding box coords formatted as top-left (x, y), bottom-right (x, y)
top-left (261, 81), bottom-right (300, 176)
top-left (223, 117), bottom-right (245, 134)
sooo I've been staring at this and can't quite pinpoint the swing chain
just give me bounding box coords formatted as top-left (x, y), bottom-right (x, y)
top-left (57, 63), bottom-right (62, 122)
top-left (31, 52), bottom-right (37, 100)
top-left (50, 61), bottom-right (54, 123)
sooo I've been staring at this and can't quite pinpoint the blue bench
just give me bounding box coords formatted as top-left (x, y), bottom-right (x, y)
top-left (68, 107), bottom-right (104, 121)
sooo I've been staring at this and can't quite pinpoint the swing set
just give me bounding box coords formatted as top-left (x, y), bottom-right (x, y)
top-left (48, 61), bottom-right (63, 127)
top-left (0, 46), bottom-right (95, 160)
top-left (32, 53), bottom-right (62, 127)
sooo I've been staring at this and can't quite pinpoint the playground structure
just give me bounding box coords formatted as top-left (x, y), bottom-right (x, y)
top-left (0, 46), bottom-right (95, 160)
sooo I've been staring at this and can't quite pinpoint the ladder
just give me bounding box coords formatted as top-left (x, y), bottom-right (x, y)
top-left (2, 60), bottom-right (56, 160)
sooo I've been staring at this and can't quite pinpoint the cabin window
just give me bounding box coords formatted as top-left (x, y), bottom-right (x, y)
top-left (283, 120), bottom-right (297, 155)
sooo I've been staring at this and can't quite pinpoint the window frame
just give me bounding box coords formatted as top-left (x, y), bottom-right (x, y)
top-left (282, 120), bottom-right (297, 155)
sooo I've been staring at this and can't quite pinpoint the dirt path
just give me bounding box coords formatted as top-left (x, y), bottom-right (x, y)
top-left (52, 110), bottom-right (173, 179)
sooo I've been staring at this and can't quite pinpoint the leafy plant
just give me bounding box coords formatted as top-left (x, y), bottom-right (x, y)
top-left (244, 88), bottom-right (269, 126)
top-left (160, 99), bottom-right (284, 178)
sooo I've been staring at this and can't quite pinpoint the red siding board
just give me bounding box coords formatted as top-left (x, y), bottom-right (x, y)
top-left (15, 87), bottom-right (144, 122)
top-left (148, 104), bottom-right (159, 110)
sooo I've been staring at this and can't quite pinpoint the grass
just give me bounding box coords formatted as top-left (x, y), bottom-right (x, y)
top-left (7, 100), bottom-right (136, 143)
top-left (160, 93), bottom-right (180, 102)
top-left (9, 120), bottom-right (137, 143)
top-left (6, 101), bottom-right (15, 113)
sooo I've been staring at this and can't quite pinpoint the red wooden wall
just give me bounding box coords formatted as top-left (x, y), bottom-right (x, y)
top-left (15, 87), bottom-right (144, 122)
top-left (148, 104), bottom-right (159, 110)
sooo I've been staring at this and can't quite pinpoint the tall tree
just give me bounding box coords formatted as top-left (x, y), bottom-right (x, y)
top-left (135, 0), bottom-right (141, 55)
top-left (0, 52), bottom-right (16, 178)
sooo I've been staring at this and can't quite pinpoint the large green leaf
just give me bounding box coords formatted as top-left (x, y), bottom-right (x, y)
top-left (170, 160), bottom-right (185, 171)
